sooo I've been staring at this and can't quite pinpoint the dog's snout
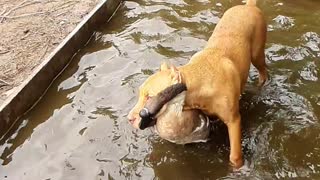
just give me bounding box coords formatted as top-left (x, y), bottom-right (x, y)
top-left (127, 113), bottom-right (136, 123)
top-left (129, 117), bottom-right (136, 124)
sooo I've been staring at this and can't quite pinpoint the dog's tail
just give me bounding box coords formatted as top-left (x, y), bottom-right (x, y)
top-left (246, 0), bottom-right (256, 6)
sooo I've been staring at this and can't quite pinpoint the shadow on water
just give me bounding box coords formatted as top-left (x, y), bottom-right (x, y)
top-left (1, 0), bottom-right (320, 179)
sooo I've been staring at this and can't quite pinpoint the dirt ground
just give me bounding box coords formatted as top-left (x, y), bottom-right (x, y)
top-left (0, 0), bottom-right (100, 105)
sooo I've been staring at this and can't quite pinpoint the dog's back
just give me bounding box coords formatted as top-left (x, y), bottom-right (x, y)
top-left (193, 0), bottom-right (267, 91)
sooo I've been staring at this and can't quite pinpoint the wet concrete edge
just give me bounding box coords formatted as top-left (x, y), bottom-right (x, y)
top-left (0, 0), bottom-right (123, 139)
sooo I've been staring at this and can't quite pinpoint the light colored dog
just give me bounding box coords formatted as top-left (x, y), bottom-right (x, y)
top-left (128, 0), bottom-right (267, 168)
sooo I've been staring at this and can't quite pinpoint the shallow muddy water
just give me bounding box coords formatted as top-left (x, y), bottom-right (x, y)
top-left (1, 0), bottom-right (320, 179)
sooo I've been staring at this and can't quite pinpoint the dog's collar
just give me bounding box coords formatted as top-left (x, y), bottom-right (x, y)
top-left (138, 83), bottom-right (187, 130)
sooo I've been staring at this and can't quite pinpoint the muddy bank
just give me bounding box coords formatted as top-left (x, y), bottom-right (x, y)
top-left (0, 0), bottom-right (100, 104)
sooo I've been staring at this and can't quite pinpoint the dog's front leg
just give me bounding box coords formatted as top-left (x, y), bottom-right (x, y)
top-left (216, 99), bottom-right (243, 168)
top-left (226, 113), bottom-right (243, 168)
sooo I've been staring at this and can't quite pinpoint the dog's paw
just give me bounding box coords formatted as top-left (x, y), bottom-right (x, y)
top-left (230, 159), bottom-right (251, 176)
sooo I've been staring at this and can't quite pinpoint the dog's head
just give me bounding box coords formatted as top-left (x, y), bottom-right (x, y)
top-left (127, 62), bottom-right (182, 129)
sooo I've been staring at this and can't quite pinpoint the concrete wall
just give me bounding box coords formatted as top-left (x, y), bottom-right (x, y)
top-left (0, 0), bottom-right (122, 139)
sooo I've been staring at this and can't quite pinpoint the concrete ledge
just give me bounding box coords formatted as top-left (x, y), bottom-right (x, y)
top-left (0, 0), bottom-right (122, 139)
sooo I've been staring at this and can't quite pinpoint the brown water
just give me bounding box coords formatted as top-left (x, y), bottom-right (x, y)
top-left (1, 0), bottom-right (320, 179)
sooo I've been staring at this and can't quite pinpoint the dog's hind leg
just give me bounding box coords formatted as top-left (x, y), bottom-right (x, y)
top-left (252, 51), bottom-right (268, 86)
top-left (251, 18), bottom-right (268, 87)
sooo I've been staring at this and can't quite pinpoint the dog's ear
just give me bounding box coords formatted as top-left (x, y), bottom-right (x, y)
top-left (160, 62), bottom-right (169, 71)
top-left (170, 65), bottom-right (181, 84)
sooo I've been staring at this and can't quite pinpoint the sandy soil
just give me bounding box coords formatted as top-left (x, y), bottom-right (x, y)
top-left (0, 0), bottom-right (100, 105)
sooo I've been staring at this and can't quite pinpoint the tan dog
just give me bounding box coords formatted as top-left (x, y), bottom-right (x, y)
top-left (128, 0), bottom-right (267, 168)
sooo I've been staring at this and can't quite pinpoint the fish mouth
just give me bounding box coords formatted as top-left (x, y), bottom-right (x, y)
top-left (138, 83), bottom-right (187, 130)
top-left (138, 116), bottom-right (157, 130)
top-left (138, 107), bottom-right (157, 130)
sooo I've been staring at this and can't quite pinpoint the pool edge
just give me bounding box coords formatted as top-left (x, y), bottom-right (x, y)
top-left (0, 0), bottom-right (122, 139)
